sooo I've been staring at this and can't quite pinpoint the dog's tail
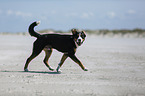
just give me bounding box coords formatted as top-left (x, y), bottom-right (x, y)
top-left (28, 21), bottom-right (41, 38)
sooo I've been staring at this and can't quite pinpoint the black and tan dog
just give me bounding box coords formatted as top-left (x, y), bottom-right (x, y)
top-left (24, 21), bottom-right (88, 72)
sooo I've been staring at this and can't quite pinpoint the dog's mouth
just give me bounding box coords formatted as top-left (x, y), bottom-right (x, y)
top-left (76, 41), bottom-right (82, 46)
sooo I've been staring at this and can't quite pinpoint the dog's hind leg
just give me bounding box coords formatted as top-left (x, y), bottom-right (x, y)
top-left (24, 52), bottom-right (40, 72)
top-left (43, 48), bottom-right (54, 71)
top-left (56, 54), bottom-right (68, 72)
top-left (24, 40), bottom-right (44, 72)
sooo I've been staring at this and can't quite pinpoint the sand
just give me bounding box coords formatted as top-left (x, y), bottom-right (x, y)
top-left (0, 35), bottom-right (145, 96)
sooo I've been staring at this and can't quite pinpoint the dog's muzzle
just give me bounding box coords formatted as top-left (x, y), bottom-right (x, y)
top-left (77, 39), bottom-right (82, 46)
top-left (76, 38), bottom-right (84, 46)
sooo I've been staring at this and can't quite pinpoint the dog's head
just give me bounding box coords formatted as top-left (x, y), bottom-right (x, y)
top-left (71, 29), bottom-right (86, 46)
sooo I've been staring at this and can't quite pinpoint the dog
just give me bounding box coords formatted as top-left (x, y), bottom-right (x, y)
top-left (24, 21), bottom-right (88, 72)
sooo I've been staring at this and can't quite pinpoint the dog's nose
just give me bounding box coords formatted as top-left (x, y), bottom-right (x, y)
top-left (78, 39), bottom-right (81, 42)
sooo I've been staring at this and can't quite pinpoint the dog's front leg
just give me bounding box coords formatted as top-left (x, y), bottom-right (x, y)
top-left (69, 55), bottom-right (88, 71)
top-left (56, 54), bottom-right (68, 72)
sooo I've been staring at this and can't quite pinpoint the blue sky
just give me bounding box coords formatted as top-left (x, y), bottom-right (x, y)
top-left (0, 0), bottom-right (145, 32)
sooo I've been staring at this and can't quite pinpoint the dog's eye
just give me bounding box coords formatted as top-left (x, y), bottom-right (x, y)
top-left (81, 33), bottom-right (85, 39)
top-left (73, 33), bottom-right (79, 38)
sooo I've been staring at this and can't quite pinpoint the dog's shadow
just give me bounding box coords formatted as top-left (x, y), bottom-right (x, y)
top-left (1, 70), bottom-right (61, 74)
top-left (27, 71), bottom-right (61, 74)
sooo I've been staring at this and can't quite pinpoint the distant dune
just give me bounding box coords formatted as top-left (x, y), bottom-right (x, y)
top-left (0, 28), bottom-right (145, 38)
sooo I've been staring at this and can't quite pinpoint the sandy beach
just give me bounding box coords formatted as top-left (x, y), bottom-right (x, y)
top-left (0, 34), bottom-right (145, 96)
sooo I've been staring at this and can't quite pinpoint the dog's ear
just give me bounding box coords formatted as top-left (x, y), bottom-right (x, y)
top-left (82, 31), bottom-right (86, 37)
top-left (71, 29), bottom-right (77, 35)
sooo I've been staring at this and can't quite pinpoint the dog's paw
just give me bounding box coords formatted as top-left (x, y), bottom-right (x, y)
top-left (83, 68), bottom-right (88, 71)
top-left (24, 69), bottom-right (29, 72)
top-left (56, 68), bottom-right (62, 73)
top-left (49, 68), bottom-right (54, 71)
top-left (56, 70), bottom-right (62, 73)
